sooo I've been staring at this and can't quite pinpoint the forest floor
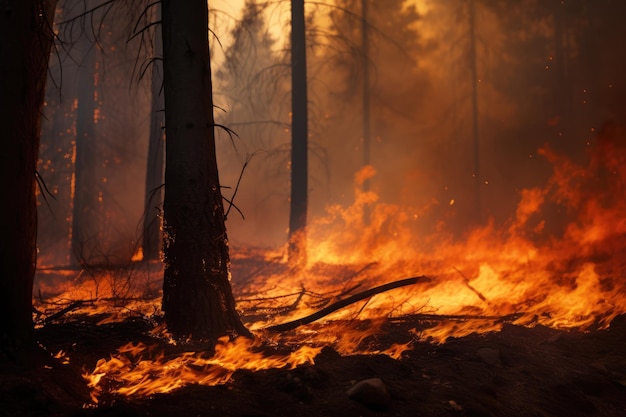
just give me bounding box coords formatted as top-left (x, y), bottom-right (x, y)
top-left (2, 312), bottom-right (626, 417)
top-left (3, 257), bottom-right (626, 417)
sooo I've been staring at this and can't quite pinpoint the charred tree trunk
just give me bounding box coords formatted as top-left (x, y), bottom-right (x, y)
top-left (0, 0), bottom-right (58, 353)
top-left (142, 2), bottom-right (165, 261)
top-left (71, 34), bottom-right (99, 266)
top-left (160, 0), bottom-right (250, 341)
top-left (288, 0), bottom-right (309, 267)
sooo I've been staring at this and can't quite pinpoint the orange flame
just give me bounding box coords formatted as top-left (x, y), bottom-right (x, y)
top-left (39, 134), bottom-right (626, 401)
top-left (85, 337), bottom-right (322, 401)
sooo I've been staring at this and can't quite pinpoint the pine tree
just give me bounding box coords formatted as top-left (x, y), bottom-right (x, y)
top-left (160, 0), bottom-right (250, 341)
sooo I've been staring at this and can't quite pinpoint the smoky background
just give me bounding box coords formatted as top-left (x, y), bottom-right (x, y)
top-left (36, 0), bottom-right (626, 266)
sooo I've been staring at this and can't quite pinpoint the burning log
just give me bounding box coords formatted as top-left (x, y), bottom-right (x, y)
top-left (265, 276), bottom-right (432, 332)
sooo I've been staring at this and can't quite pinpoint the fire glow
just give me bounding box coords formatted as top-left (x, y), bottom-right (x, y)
top-left (36, 141), bottom-right (626, 402)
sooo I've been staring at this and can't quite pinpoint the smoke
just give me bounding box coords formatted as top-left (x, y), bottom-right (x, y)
top-left (37, 0), bottom-right (626, 265)
top-left (38, 1), bottom-right (150, 266)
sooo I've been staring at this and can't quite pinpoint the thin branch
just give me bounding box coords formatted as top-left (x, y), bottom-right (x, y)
top-left (138, 57), bottom-right (163, 82)
top-left (131, 0), bottom-right (161, 35)
top-left (35, 170), bottom-right (57, 215)
top-left (57, 0), bottom-right (115, 26)
top-left (221, 195), bottom-right (245, 221)
top-left (453, 266), bottom-right (489, 303)
top-left (225, 153), bottom-right (256, 219)
top-left (214, 123), bottom-right (240, 148)
top-left (128, 20), bottom-right (161, 43)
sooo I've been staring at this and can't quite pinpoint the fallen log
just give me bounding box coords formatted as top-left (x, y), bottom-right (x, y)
top-left (265, 275), bottom-right (432, 332)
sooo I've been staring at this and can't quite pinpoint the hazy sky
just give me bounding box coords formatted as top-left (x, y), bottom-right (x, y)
top-left (209, 0), bottom-right (432, 55)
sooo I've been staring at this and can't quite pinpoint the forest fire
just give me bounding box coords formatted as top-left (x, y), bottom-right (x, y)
top-left (34, 139), bottom-right (626, 404)
top-left (4, 1), bottom-right (622, 415)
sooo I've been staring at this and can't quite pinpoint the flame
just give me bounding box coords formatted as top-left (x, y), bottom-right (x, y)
top-left (131, 247), bottom-right (144, 262)
top-left (38, 137), bottom-right (626, 401)
top-left (84, 337), bottom-right (321, 402)
top-left (54, 349), bottom-right (71, 365)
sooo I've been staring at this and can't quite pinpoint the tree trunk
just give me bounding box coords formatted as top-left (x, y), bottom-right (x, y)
top-left (160, 0), bottom-right (250, 341)
top-left (0, 0), bottom-right (58, 353)
top-left (142, 2), bottom-right (165, 261)
top-left (288, 0), bottom-right (309, 266)
top-left (361, 0), bottom-right (371, 171)
top-left (71, 32), bottom-right (100, 265)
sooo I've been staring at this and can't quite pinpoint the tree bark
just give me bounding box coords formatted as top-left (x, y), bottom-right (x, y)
top-left (160, 0), bottom-right (250, 341)
top-left (71, 31), bottom-right (99, 265)
top-left (142, 2), bottom-right (165, 261)
top-left (288, 0), bottom-right (309, 266)
top-left (0, 0), bottom-right (58, 353)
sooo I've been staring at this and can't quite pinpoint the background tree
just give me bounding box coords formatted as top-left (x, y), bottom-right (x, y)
top-left (214, 0), bottom-right (292, 248)
top-left (288, 0), bottom-right (309, 266)
top-left (142, 1), bottom-right (165, 262)
top-left (1, 0), bottom-right (58, 354)
top-left (38, 0), bottom-right (151, 267)
top-left (317, 0), bottom-right (430, 212)
top-left (37, 3), bottom-right (76, 267)
top-left (70, 4), bottom-right (100, 265)
top-left (160, 0), bottom-right (250, 341)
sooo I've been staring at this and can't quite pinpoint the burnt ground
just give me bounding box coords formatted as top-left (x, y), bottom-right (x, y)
top-left (2, 312), bottom-right (626, 417)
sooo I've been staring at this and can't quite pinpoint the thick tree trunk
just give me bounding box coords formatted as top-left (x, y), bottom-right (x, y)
top-left (160, 0), bottom-right (250, 341)
top-left (0, 0), bottom-right (58, 353)
top-left (142, 2), bottom-right (165, 261)
top-left (288, 0), bottom-right (309, 266)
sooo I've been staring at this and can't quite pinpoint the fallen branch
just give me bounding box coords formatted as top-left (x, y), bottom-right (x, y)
top-left (264, 276), bottom-right (432, 332)
top-left (42, 300), bottom-right (86, 325)
top-left (391, 312), bottom-right (525, 323)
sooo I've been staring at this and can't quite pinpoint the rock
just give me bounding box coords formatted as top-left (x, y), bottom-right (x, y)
top-left (346, 377), bottom-right (392, 409)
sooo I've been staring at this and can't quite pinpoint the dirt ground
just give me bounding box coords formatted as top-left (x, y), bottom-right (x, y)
top-left (2, 311), bottom-right (625, 417)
